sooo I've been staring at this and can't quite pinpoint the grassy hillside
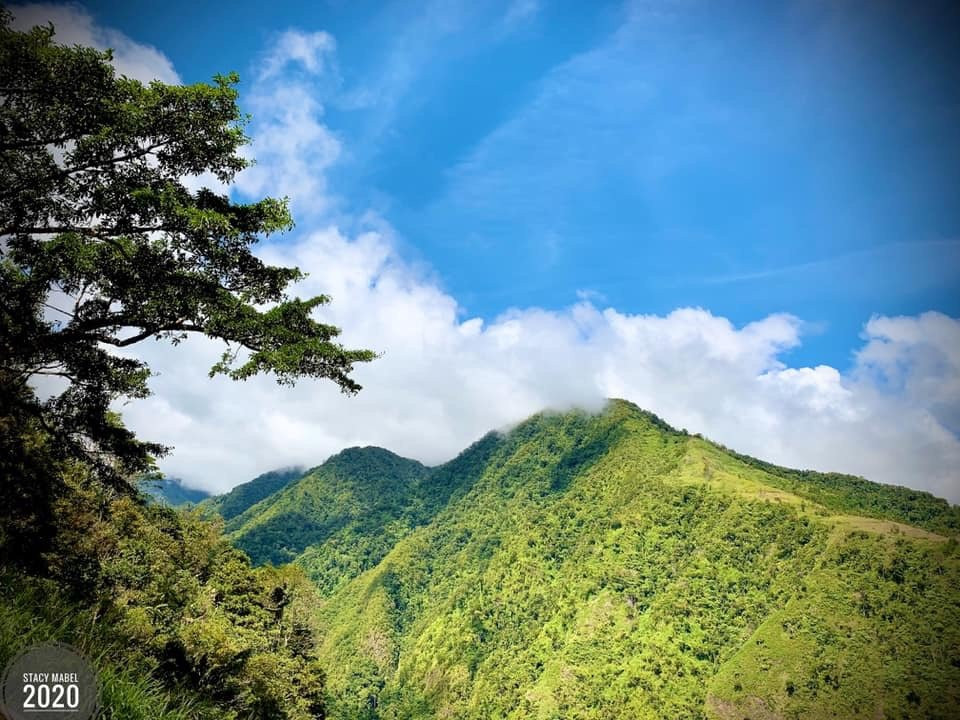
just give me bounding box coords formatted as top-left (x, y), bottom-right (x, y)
top-left (286, 400), bottom-right (960, 719)
top-left (201, 467), bottom-right (304, 521)
top-left (713, 444), bottom-right (960, 535)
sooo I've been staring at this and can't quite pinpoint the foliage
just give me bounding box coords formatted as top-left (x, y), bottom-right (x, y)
top-left (711, 444), bottom-right (960, 535)
top-left (247, 400), bottom-right (958, 719)
top-left (201, 467), bottom-right (303, 521)
top-left (225, 437), bottom-right (509, 597)
top-left (227, 448), bottom-right (432, 594)
top-left (1, 468), bottom-right (327, 719)
top-left (0, 10), bottom-right (375, 565)
top-left (6, 376), bottom-right (960, 718)
top-left (0, 14), bottom-right (374, 718)
top-left (707, 529), bottom-right (960, 719)
top-left (0, 574), bottom-right (214, 720)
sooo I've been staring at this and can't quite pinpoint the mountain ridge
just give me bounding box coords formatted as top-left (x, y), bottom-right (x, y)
top-left (300, 401), bottom-right (960, 718)
top-left (221, 399), bottom-right (958, 537)
top-left (199, 466), bottom-right (305, 521)
top-left (226, 446), bottom-right (433, 594)
top-left (204, 399), bottom-right (958, 718)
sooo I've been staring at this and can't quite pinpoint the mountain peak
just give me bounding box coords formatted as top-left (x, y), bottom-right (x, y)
top-left (203, 467), bottom-right (304, 521)
top-left (306, 401), bottom-right (958, 719)
top-left (325, 444), bottom-right (427, 469)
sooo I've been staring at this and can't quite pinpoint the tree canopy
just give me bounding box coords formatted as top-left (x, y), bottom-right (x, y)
top-left (0, 10), bottom-right (375, 562)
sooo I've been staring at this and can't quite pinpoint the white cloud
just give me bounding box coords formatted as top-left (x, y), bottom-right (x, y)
top-left (232, 83), bottom-right (341, 217)
top-left (855, 312), bottom-right (960, 437)
top-left (9, 3), bottom-right (179, 84)
top-left (20, 9), bottom-right (957, 504)
top-left (120, 217), bottom-right (960, 503)
top-left (258, 29), bottom-right (336, 81)
top-left (232, 30), bottom-right (342, 218)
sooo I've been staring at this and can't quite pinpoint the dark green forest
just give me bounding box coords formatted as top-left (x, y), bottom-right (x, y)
top-left (2, 474), bottom-right (327, 719)
top-left (5, 398), bottom-right (960, 719)
top-left (201, 468), bottom-right (304, 521)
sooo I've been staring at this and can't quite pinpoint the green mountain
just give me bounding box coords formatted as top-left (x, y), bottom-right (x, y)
top-left (201, 467), bottom-right (305, 521)
top-left (227, 438), bottom-right (508, 597)
top-left (228, 400), bottom-right (958, 720)
top-left (140, 476), bottom-right (211, 506)
top-left (226, 448), bottom-right (421, 594)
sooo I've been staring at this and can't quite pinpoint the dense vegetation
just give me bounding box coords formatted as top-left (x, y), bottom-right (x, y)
top-left (8, 397), bottom-right (960, 719)
top-left (225, 437), bottom-right (507, 596)
top-left (1, 468), bottom-right (327, 719)
top-left (227, 449), bottom-right (430, 594)
top-left (201, 467), bottom-right (304, 520)
top-left (0, 7), bottom-right (373, 570)
top-left (223, 400), bottom-right (956, 720)
top-left (713, 445), bottom-right (960, 535)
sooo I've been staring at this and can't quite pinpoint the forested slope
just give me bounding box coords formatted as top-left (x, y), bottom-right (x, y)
top-left (1, 479), bottom-right (327, 720)
top-left (221, 434), bottom-right (508, 597)
top-left (227, 448), bottom-right (433, 595)
top-left (201, 467), bottom-right (304, 521)
top-left (279, 400), bottom-right (960, 720)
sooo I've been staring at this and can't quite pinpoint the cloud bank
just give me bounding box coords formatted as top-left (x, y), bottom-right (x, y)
top-left (14, 9), bottom-right (960, 503)
top-left (123, 224), bottom-right (960, 502)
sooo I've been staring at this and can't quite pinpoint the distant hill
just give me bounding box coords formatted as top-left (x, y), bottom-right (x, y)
top-left (227, 399), bottom-right (959, 719)
top-left (140, 476), bottom-right (210, 506)
top-left (199, 467), bottom-right (304, 521)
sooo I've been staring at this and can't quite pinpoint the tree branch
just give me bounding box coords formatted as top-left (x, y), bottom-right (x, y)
top-left (0, 133), bottom-right (76, 151)
top-left (5, 224), bottom-right (176, 236)
top-left (101, 323), bottom-right (206, 348)
top-left (42, 302), bottom-right (74, 318)
top-left (61, 140), bottom-right (169, 177)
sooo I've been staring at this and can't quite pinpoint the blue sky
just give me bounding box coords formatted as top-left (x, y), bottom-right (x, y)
top-left (14, 1), bottom-right (960, 499)
top-left (83, 0), bottom-right (960, 370)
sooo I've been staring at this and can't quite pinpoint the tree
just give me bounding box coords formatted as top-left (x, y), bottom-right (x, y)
top-left (0, 10), bottom-right (375, 563)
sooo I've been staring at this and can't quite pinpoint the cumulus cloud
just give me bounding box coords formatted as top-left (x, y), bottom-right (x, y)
top-left (18, 8), bottom-right (958, 504)
top-left (855, 313), bottom-right (960, 438)
top-left (119, 217), bottom-right (960, 502)
top-left (9, 3), bottom-right (179, 83)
